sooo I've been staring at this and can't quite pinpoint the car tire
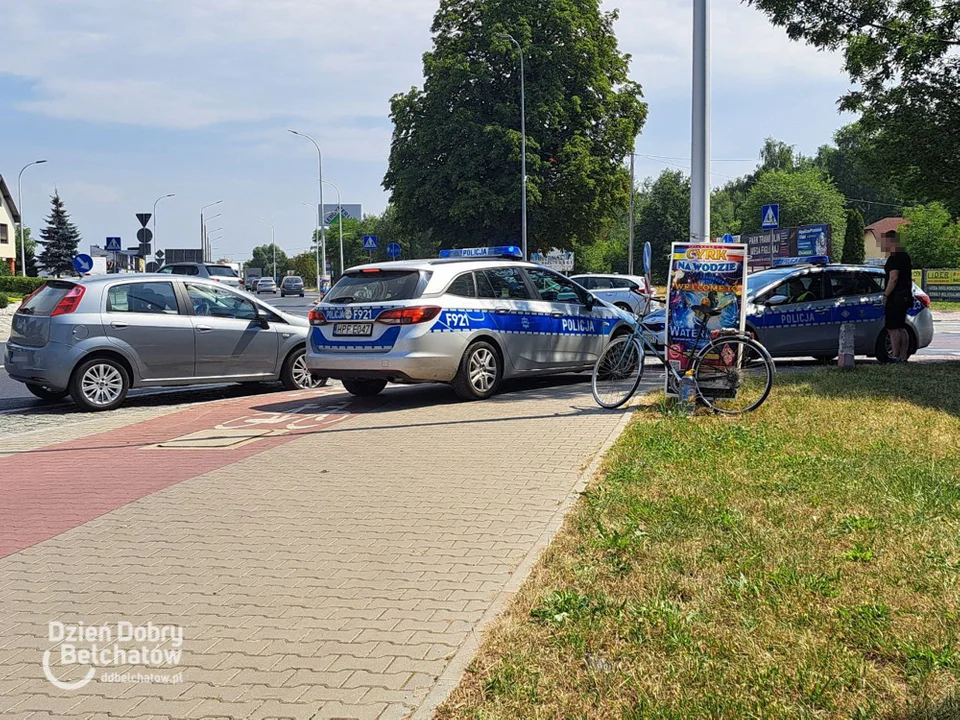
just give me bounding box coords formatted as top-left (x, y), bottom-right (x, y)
top-left (280, 348), bottom-right (329, 390)
top-left (343, 378), bottom-right (387, 397)
top-left (69, 357), bottom-right (130, 412)
top-left (452, 340), bottom-right (502, 401)
top-left (874, 328), bottom-right (917, 363)
top-left (615, 302), bottom-right (634, 313)
top-left (299, 293), bottom-right (304, 298)
top-left (25, 384), bottom-right (69, 402)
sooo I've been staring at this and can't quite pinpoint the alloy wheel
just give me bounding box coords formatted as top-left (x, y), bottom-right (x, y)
top-left (80, 363), bottom-right (125, 407)
top-left (469, 347), bottom-right (497, 393)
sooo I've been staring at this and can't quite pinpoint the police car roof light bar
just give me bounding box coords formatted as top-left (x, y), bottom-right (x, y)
top-left (772, 255), bottom-right (830, 267)
top-left (438, 246), bottom-right (523, 259)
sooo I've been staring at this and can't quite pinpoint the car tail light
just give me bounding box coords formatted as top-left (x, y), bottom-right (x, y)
top-left (630, 286), bottom-right (645, 295)
top-left (51, 285), bottom-right (85, 316)
top-left (309, 309), bottom-right (327, 326)
top-left (916, 291), bottom-right (931, 308)
top-left (377, 306), bottom-right (441, 325)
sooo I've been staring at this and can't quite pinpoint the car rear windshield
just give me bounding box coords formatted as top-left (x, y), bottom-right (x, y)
top-left (325, 271), bottom-right (427, 304)
top-left (17, 282), bottom-right (75, 315)
top-left (282, 277), bottom-right (302, 283)
top-left (206, 266), bottom-right (239, 277)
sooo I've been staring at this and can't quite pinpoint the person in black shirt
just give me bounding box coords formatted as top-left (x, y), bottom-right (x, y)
top-left (883, 249), bottom-right (913, 362)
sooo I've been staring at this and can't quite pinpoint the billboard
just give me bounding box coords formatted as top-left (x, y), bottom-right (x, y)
top-left (530, 249), bottom-right (574, 272)
top-left (321, 204), bottom-right (363, 225)
top-left (664, 243), bottom-right (748, 394)
top-left (925, 269), bottom-right (960, 302)
top-left (745, 224), bottom-right (833, 271)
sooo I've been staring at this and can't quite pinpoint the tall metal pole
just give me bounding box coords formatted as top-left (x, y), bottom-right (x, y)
top-left (152, 193), bottom-right (175, 261)
top-left (499, 33), bottom-right (527, 260)
top-left (289, 130), bottom-right (326, 287)
top-left (16, 160), bottom-right (47, 276)
top-left (201, 200), bottom-right (223, 262)
top-left (301, 202), bottom-right (320, 289)
top-left (628, 150), bottom-right (636, 274)
top-left (691, 0), bottom-right (711, 244)
top-left (322, 181), bottom-right (344, 277)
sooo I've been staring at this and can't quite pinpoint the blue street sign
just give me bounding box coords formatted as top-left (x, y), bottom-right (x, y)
top-left (386, 242), bottom-right (402, 259)
top-left (362, 234), bottom-right (379, 250)
top-left (105, 237), bottom-right (122, 252)
top-left (721, 233), bottom-right (735, 244)
top-left (761, 204), bottom-right (780, 230)
top-left (642, 241), bottom-right (652, 276)
top-left (72, 253), bottom-right (94, 274)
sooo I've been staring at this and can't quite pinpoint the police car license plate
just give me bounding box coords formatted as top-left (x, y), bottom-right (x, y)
top-left (333, 323), bottom-right (373, 337)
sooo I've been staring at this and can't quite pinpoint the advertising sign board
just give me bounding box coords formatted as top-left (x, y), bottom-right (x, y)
top-left (665, 243), bottom-right (748, 395)
top-left (796, 224), bottom-right (830, 257)
top-left (926, 269), bottom-right (960, 302)
top-left (530, 248), bottom-right (574, 272)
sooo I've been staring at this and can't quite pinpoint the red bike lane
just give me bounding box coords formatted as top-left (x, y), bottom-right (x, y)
top-left (0, 388), bottom-right (382, 559)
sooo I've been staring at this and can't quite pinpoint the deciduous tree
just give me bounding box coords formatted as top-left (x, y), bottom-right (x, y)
top-left (899, 203), bottom-right (960, 269)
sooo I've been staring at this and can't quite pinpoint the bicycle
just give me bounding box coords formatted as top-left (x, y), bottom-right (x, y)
top-left (591, 294), bottom-right (775, 414)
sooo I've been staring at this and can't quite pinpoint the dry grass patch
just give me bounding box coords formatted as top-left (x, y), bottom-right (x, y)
top-left (438, 362), bottom-right (960, 720)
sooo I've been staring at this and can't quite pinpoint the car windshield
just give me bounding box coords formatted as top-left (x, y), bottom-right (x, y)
top-left (18, 282), bottom-right (75, 315)
top-left (206, 266), bottom-right (239, 278)
top-left (746, 268), bottom-right (799, 297)
top-left (325, 271), bottom-right (425, 303)
top-left (283, 277), bottom-right (302, 284)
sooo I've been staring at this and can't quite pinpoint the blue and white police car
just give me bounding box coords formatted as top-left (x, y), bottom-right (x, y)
top-left (305, 246), bottom-right (637, 399)
top-left (641, 256), bottom-right (934, 362)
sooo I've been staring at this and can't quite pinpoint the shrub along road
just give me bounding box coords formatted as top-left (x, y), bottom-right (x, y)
top-left (438, 362), bottom-right (960, 719)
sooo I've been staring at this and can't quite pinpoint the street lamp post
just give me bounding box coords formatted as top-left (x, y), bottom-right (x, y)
top-left (260, 218), bottom-right (276, 280)
top-left (152, 193), bottom-right (175, 260)
top-left (300, 202), bottom-right (321, 289)
top-left (322, 180), bottom-right (344, 278)
top-left (288, 130), bottom-right (327, 286)
top-left (690, 0), bottom-right (711, 243)
top-left (201, 200), bottom-right (223, 263)
top-left (17, 159), bottom-right (48, 276)
top-left (498, 32), bottom-right (527, 260)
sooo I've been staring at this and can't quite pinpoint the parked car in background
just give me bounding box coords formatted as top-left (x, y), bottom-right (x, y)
top-left (639, 259), bottom-right (934, 362)
top-left (158, 263), bottom-right (243, 290)
top-left (3, 275), bottom-right (326, 412)
top-left (255, 277), bottom-right (277, 294)
top-left (305, 246), bottom-right (637, 401)
top-left (569, 273), bottom-right (653, 315)
top-left (280, 276), bottom-right (305, 298)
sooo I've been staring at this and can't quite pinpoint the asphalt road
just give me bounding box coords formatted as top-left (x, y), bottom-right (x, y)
top-left (1, 300), bottom-right (958, 414)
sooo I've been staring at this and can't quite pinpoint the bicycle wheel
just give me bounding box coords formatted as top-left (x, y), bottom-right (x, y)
top-left (693, 336), bottom-right (773, 414)
top-left (592, 336), bottom-right (645, 409)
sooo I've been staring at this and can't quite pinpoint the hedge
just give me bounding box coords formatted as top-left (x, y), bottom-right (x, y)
top-left (0, 294), bottom-right (8, 309)
top-left (0, 276), bottom-right (46, 294)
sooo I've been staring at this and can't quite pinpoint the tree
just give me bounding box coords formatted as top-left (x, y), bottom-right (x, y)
top-left (898, 203), bottom-right (960, 269)
top-left (250, 244), bottom-right (289, 279)
top-left (384, 0), bottom-right (647, 250)
top-left (747, 0), bottom-right (960, 212)
top-left (289, 252), bottom-right (318, 287)
top-left (37, 192), bottom-right (81, 277)
top-left (13, 226), bottom-right (38, 276)
top-left (740, 169), bottom-right (847, 255)
top-left (634, 170), bottom-right (690, 283)
top-left (841, 208), bottom-right (866, 265)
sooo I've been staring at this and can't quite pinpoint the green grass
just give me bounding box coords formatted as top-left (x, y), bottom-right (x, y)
top-left (439, 363), bottom-right (960, 720)
top-left (931, 301), bottom-right (960, 312)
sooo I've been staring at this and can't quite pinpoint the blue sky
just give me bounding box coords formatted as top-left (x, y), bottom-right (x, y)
top-left (2, 0), bottom-right (853, 263)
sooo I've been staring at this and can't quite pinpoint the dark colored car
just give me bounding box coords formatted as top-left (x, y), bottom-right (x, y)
top-left (280, 276), bottom-right (305, 298)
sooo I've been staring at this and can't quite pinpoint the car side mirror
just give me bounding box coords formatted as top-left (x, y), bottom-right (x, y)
top-left (584, 294), bottom-right (596, 311)
top-left (765, 294), bottom-right (788, 306)
top-left (257, 316), bottom-right (270, 329)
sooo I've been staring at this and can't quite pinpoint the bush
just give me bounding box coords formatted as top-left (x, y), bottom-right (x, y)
top-left (0, 295), bottom-right (8, 309)
top-left (0, 276), bottom-right (45, 295)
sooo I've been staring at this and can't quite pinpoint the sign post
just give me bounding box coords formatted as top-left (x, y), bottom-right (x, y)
top-left (761, 204), bottom-right (779, 267)
top-left (363, 234), bottom-right (379, 263)
top-left (386, 242), bottom-right (402, 260)
top-left (642, 241), bottom-right (652, 291)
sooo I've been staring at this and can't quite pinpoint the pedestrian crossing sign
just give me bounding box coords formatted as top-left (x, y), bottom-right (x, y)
top-left (761, 204), bottom-right (780, 230)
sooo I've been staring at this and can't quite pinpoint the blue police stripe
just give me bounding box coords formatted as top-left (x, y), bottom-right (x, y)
top-left (429, 309), bottom-right (613, 336)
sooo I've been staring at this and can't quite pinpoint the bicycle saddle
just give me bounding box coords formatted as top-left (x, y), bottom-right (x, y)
top-left (692, 305), bottom-right (722, 318)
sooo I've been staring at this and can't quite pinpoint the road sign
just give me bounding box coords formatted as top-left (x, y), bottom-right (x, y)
top-left (145, 261), bottom-right (160, 273)
top-left (72, 253), bottom-right (94, 274)
top-left (362, 234), bottom-right (379, 250)
top-left (761, 204), bottom-right (780, 230)
top-left (137, 228), bottom-right (153, 243)
top-left (136, 213), bottom-right (152, 228)
top-left (642, 242), bottom-right (652, 276)
top-left (721, 233), bottom-right (735, 244)
top-left (138, 244), bottom-right (152, 257)
top-left (105, 237), bottom-right (122, 252)
top-left (386, 242), bottom-right (401, 259)
top-left (154, 249), bottom-right (165, 262)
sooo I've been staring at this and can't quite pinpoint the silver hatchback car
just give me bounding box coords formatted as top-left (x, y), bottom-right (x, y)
top-left (4, 275), bottom-right (324, 411)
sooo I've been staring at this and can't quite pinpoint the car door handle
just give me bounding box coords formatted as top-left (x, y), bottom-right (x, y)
top-left (551, 312), bottom-right (564, 318)
top-left (495, 308), bottom-right (511, 315)
top-left (110, 321), bottom-right (129, 329)
top-left (195, 325), bottom-right (213, 333)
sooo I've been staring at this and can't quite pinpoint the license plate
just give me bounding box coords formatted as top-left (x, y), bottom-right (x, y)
top-left (333, 323), bottom-right (373, 337)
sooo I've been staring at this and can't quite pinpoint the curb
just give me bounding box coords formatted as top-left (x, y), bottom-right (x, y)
top-left (409, 406), bottom-right (635, 719)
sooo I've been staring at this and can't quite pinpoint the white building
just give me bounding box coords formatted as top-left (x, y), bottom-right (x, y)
top-left (0, 175), bottom-right (21, 274)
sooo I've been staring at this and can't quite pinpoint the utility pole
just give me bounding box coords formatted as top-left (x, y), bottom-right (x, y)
top-left (628, 150), bottom-right (636, 274)
top-left (690, 0), bottom-right (711, 244)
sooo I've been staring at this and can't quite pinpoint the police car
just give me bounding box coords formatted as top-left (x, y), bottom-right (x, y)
top-left (304, 246), bottom-right (637, 399)
top-left (641, 256), bottom-right (934, 362)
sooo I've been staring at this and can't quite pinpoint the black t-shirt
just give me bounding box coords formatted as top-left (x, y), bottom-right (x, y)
top-left (885, 251), bottom-right (913, 297)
